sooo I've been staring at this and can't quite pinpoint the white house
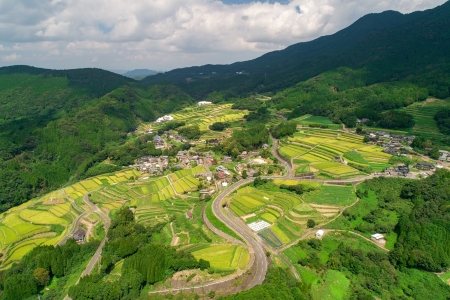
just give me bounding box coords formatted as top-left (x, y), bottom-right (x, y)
top-left (371, 233), bottom-right (384, 241)
top-left (198, 101), bottom-right (212, 106)
top-left (155, 115), bottom-right (174, 123)
top-left (316, 230), bottom-right (324, 238)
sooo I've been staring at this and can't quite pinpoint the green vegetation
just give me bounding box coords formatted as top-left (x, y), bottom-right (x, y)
top-left (68, 207), bottom-right (210, 299)
top-left (284, 232), bottom-right (450, 299)
top-left (0, 239), bottom-right (99, 300)
top-left (328, 170), bottom-right (450, 272)
top-left (231, 98), bottom-right (262, 111)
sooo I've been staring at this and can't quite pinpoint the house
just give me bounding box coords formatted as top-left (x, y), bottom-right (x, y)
top-left (198, 101), bottom-right (212, 106)
top-left (155, 115), bottom-right (174, 123)
top-left (216, 165), bottom-right (228, 172)
top-left (208, 139), bottom-right (219, 146)
top-left (217, 171), bottom-right (227, 180)
top-left (416, 162), bottom-right (435, 170)
top-left (316, 230), bottom-right (324, 238)
top-left (223, 156), bottom-right (233, 163)
top-left (73, 228), bottom-right (86, 242)
top-left (199, 189), bottom-right (215, 195)
top-left (185, 211), bottom-right (194, 220)
top-left (371, 233), bottom-right (384, 241)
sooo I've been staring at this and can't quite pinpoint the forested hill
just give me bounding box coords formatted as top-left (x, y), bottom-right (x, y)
top-left (0, 67), bottom-right (193, 212)
top-left (0, 65), bottom-right (136, 97)
top-left (142, 1), bottom-right (450, 99)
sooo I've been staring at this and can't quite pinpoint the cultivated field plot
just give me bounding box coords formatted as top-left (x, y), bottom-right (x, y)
top-left (230, 182), bottom-right (350, 246)
top-left (402, 99), bottom-right (450, 140)
top-left (279, 128), bottom-right (391, 177)
top-left (189, 244), bottom-right (250, 271)
top-left (294, 115), bottom-right (342, 130)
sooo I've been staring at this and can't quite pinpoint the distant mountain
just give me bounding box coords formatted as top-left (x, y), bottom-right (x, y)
top-left (123, 69), bottom-right (160, 79)
top-left (142, 1), bottom-right (450, 99)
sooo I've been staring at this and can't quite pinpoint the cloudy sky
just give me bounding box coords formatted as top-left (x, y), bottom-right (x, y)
top-left (0, 0), bottom-right (446, 71)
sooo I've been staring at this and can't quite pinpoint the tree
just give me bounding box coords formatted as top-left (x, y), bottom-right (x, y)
top-left (208, 290), bottom-right (216, 298)
top-left (356, 125), bottom-right (363, 134)
top-left (33, 267), bottom-right (50, 287)
top-left (363, 135), bottom-right (370, 143)
top-left (242, 170), bottom-right (248, 179)
top-left (307, 219), bottom-right (316, 228)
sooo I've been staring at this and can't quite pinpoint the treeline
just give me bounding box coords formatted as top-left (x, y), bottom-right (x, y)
top-left (270, 121), bottom-right (297, 138)
top-left (0, 239), bottom-right (99, 300)
top-left (220, 267), bottom-right (308, 300)
top-left (157, 120), bottom-right (186, 134)
top-left (217, 124), bottom-right (269, 157)
top-left (68, 208), bottom-right (209, 299)
top-left (434, 109), bottom-right (450, 135)
top-left (231, 98), bottom-right (263, 111)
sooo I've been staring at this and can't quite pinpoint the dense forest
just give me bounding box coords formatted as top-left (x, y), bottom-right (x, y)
top-left (0, 239), bottom-right (99, 300)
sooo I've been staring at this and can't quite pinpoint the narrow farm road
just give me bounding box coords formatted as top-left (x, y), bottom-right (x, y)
top-left (78, 193), bottom-right (111, 278)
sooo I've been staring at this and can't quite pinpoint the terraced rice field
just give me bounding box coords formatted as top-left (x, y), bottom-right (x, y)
top-left (402, 99), bottom-right (450, 140)
top-left (190, 244), bottom-right (250, 271)
top-left (279, 128), bottom-right (391, 177)
top-left (230, 184), bottom-right (343, 245)
top-left (0, 169), bottom-right (141, 269)
top-left (161, 104), bottom-right (247, 132)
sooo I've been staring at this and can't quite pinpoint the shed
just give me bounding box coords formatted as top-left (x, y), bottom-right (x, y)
top-left (371, 233), bottom-right (384, 241)
top-left (73, 228), bottom-right (86, 242)
top-left (185, 211), bottom-right (194, 220)
top-left (316, 230), bottom-right (324, 238)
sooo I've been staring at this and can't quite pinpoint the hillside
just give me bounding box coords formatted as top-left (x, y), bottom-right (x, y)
top-left (0, 66), bottom-right (193, 212)
top-left (143, 1), bottom-right (450, 100)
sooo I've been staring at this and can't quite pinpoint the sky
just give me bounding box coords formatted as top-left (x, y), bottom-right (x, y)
top-left (0, 0), bottom-right (447, 72)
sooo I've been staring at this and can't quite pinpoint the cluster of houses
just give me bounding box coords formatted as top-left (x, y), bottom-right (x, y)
top-left (365, 131), bottom-right (415, 155)
top-left (155, 115), bottom-right (174, 123)
top-left (175, 150), bottom-right (206, 168)
top-left (134, 155), bottom-right (169, 175)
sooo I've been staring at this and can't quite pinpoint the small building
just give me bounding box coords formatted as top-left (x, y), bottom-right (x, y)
top-left (208, 139), bottom-right (219, 146)
top-left (371, 233), bottom-right (384, 241)
top-left (73, 228), bottom-right (86, 243)
top-left (316, 230), bottom-right (324, 238)
top-left (416, 162), bottom-right (435, 170)
top-left (185, 211), bottom-right (194, 220)
top-left (199, 189), bottom-right (215, 195)
top-left (198, 101), bottom-right (212, 106)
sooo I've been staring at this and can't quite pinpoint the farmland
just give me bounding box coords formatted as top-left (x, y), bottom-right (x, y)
top-left (0, 165), bottom-right (205, 268)
top-left (402, 98), bottom-right (450, 140)
top-left (279, 127), bottom-right (392, 177)
top-left (229, 182), bottom-right (356, 247)
top-left (188, 244), bottom-right (250, 272)
top-left (153, 104), bottom-right (247, 133)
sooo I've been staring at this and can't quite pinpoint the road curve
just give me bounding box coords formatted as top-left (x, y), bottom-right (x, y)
top-left (212, 178), bottom-right (268, 288)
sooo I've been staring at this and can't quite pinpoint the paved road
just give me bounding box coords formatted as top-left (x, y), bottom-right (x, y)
top-left (270, 134), bottom-right (293, 176)
top-left (212, 178), bottom-right (268, 288)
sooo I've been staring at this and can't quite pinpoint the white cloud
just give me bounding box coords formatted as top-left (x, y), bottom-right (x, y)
top-left (0, 0), bottom-right (446, 70)
top-left (2, 53), bottom-right (21, 61)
